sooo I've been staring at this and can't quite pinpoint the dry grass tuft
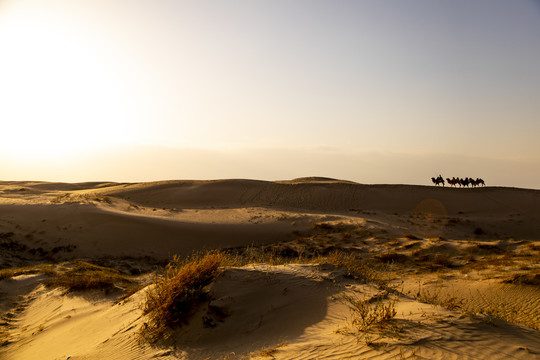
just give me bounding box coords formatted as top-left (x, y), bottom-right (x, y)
top-left (345, 294), bottom-right (397, 331)
top-left (375, 252), bottom-right (409, 264)
top-left (503, 272), bottom-right (540, 286)
top-left (257, 343), bottom-right (287, 358)
top-left (417, 288), bottom-right (464, 311)
top-left (433, 254), bottom-right (454, 268)
top-left (140, 251), bottom-right (226, 341)
top-left (526, 243), bottom-right (540, 252)
top-left (44, 261), bottom-right (132, 292)
top-left (0, 264), bottom-right (56, 281)
top-left (473, 227), bottom-right (485, 236)
top-left (0, 268), bottom-right (17, 281)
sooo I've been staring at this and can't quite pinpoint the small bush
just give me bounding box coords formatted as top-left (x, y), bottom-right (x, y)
top-left (375, 252), bottom-right (409, 264)
top-left (503, 272), bottom-right (540, 286)
top-left (44, 261), bottom-right (131, 292)
top-left (0, 232), bottom-right (14, 240)
top-left (0, 269), bottom-right (16, 281)
top-left (473, 227), bottom-right (485, 236)
top-left (0, 264), bottom-right (56, 281)
top-left (526, 243), bottom-right (540, 252)
top-left (141, 251), bottom-right (226, 341)
top-left (417, 288), bottom-right (464, 311)
top-left (433, 255), bottom-right (453, 268)
top-left (474, 243), bottom-right (505, 254)
top-left (345, 295), bottom-right (397, 331)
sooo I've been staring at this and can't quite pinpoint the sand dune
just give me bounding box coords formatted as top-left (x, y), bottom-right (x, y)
top-left (1, 179), bottom-right (539, 359)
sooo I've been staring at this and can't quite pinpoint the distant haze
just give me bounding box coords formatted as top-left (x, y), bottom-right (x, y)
top-left (1, 1), bottom-right (539, 188)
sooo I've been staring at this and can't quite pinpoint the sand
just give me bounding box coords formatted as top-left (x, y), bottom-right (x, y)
top-left (0, 178), bottom-right (539, 359)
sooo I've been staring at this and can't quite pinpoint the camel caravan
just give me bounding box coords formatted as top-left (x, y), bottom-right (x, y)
top-left (431, 175), bottom-right (485, 187)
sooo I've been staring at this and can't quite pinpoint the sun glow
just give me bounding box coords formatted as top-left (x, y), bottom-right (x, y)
top-left (0, 2), bottom-right (136, 161)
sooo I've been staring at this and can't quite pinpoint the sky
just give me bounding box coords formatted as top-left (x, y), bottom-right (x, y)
top-left (1, 0), bottom-right (539, 187)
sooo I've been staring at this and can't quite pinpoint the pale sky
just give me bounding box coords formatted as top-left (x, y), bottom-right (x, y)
top-left (1, 0), bottom-right (539, 188)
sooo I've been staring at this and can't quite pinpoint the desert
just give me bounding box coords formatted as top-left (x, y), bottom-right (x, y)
top-left (3, 0), bottom-right (540, 359)
top-left (0, 177), bottom-right (539, 360)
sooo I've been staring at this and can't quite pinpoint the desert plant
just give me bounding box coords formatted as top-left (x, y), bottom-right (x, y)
top-left (141, 251), bottom-right (226, 341)
top-left (50, 193), bottom-right (72, 203)
top-left (313, 222), bottom-right (335, 231)
top-left (503, 272), bottom-right (540, 286)
top-left (0, 268), bottom-right (17, 281)
top-left (0, 264), bottom-right (56, 281)
top-left (416, 287), bottom-right (464, 311)
top-left (433, 254), bottom-right (453, 268)
top-left (44, 261), bottom-right (132, 292)
top-left (375, 252), bottom-right (409, 264)
top-left (473, 227), bottom-right (485, 236)
top-left (256, 343), bottom-right (287, 358)
top-left (345, 294), bottom-right (397, 331)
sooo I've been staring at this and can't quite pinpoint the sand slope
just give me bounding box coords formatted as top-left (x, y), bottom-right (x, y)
top-left (1, 179), bottom-right (539, 265)
top-left (0, 179), bottom-right (539, 359)
top-left (2, 264), bottom-right (539, 360)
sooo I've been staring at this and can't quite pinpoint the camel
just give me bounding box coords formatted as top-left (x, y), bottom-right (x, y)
top-left (433, 176), bottom-right (484, 188)
top-left (432, 175), bottom-right (445, 186)
top-left (471, 178), bottom-right (485, 187)
top-left (446, 177), bottom-right (459, 187)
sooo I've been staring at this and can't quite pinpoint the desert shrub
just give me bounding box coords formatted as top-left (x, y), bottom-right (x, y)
top-left (473, 227), bottom-right (485, 236)
top-left (417, 288), bottom-right (463, 311)
top-left (92, 195), bottom-right (112, 204)
top-left (0, 232), bottom-right (14, 239)
top-left (44, 261), bottom-right (131, 292)
top-left (473, 243), bottom-right (505, 254)
top-left (0, 268), bottom-right (16, 281)
top-left (50, 193), bottom-right (72, 203)
top-left (0, 264), bottom-right (56, 281)
top-left (503, 272), bottom-right (540, 286)
top-left (433, 255), bottom-right (453, 268)
top-left (313, 222), bottom-right (335, 231)
top-left (345, 294), bottom-right (397, 331)
top-left (526, 243), bottom-right (540, 252)
top-left (256, 343), bottom-right (287, 358)
top-left (274, 246), bottom-right (301, 259)
top-left (441, 296), bottom-right (464, 311)
top-left (375, 252), bottom-right (409, 264)
top-left (411, 247), bottom-right (430, 260)
top-left (141, 251), bottom-right (226, 341)
top-left (484, 253), bottom-right (515, 267)
top-left (0, 239), bottom-right (28, 252)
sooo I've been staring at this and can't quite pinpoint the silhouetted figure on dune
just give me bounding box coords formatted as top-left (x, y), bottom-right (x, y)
top-left (432, 175), bottom-right (445, 186)
top-left (446, 177), bottom-right (459, 187)
top-left (433, 176), bottom-right (485, 187)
